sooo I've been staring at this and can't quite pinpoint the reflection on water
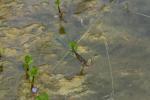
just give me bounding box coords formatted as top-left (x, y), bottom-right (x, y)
top-left (0, 0), bottom-right (150, 100)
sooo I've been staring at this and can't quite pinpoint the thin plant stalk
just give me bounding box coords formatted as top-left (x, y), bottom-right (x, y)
top-left (29, 66), bottom-right (38, 93)
top-left (0, 63), bottom-right (3, 73)
top-left (31, 76), bottom-right (35, 90)
top-left (58, 4), bottom-right (63, 19)
top-left (55, 0), bottom-right (63, 19)
top-left (69, 42), bottom-right (89, 75)
top-left (26, 68), bottom-right (29, 79)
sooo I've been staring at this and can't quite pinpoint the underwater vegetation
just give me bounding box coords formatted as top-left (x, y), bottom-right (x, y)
top-left (35, 92), bottom-right (49, 100)
top-left (69, 41), bottom-right (78, 52)
top-left (23, 55), bottom-right (39, 93)
top-left (69, 41), bottom-right (90, 75)
top-left (55, 0), bottom-right (63, 19)
top-left (23, 55), bottom-right (33, 79)
top-left (28, 66), bottom-right (38, 92)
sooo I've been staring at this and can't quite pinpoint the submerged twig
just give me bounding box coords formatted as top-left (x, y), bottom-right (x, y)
top-left (122, 2), bottom-right (150, 19)
top-left (135, 12), bottom-right (150, 18)
top-left (101, 36), bottom-right (115, 99)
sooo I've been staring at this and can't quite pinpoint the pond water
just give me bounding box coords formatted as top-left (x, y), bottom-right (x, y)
top-left (0, 0), bottom-right (150, 100)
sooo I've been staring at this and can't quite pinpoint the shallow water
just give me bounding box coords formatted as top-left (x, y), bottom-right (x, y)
top-left (0, 0), bottom-right (150, 100)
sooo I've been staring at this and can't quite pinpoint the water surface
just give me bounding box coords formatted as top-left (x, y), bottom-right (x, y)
top-left (0, 0), bottom-right (150, 100)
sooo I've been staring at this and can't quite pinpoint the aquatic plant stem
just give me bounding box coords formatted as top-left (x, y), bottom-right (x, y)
top-left (79, 66), bottom-right (84, 75)
top-left (104, 39), bottom-right (115, 99)
top-left (25, 69), bottom-right (29, 79)
top-left (58, 5), bottom-right (63, 19)
top-left (31, 76), bottom-right (35, 91)
top-left (25, 65), bottom-right (29, 79)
